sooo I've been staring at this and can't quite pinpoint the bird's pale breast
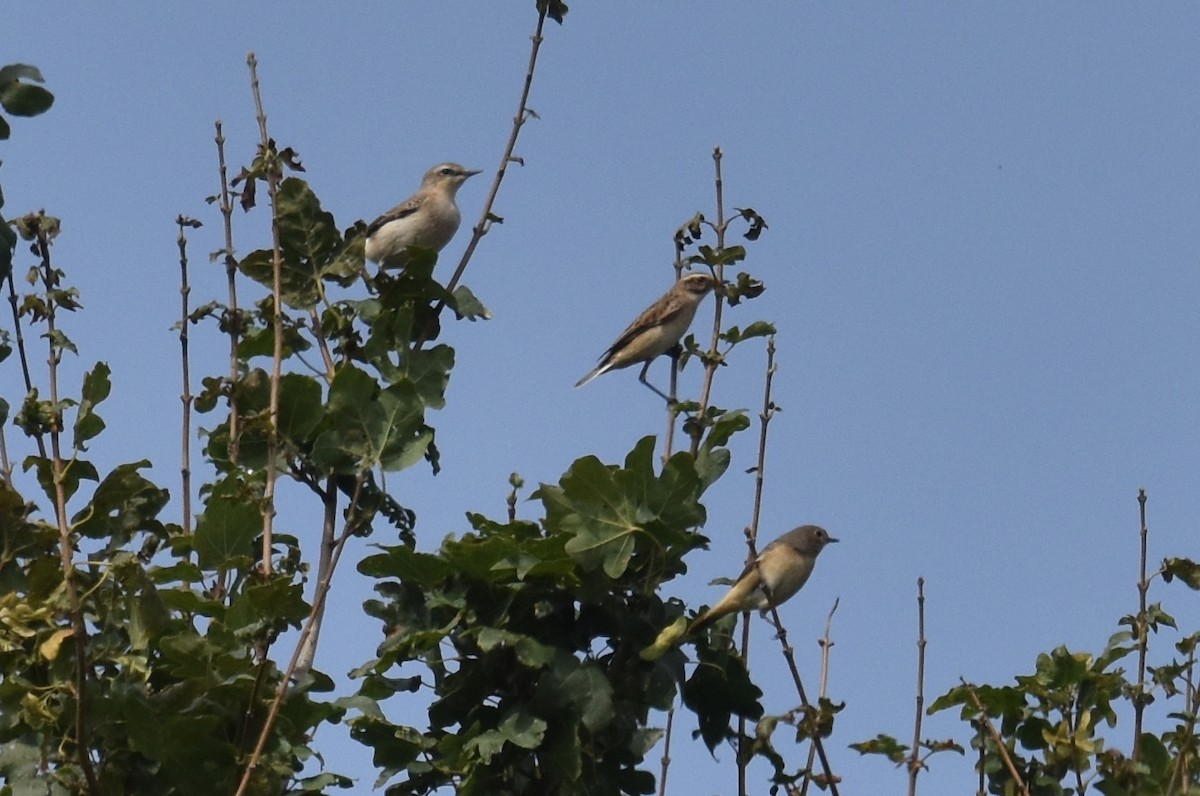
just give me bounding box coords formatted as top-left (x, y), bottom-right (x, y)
top-left (752, 544), bottom-right (816, 609)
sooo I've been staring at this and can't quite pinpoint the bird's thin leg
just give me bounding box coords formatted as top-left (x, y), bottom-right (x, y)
top-left (637, 361), bottom-right (672, 403)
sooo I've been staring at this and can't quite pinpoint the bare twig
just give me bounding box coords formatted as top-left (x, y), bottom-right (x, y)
top-left (176, 216), bottom-right (196, 539)
top-left (908, 577), bottom-right (927, 796)
top-left (761, 598), bottom-right (841, 796)
top-left (657, 704), bottom-right (675, 796)
top-left (214, 120), bottom-right (242, 467)
top-left (737, 335), bottom-right (778, 794)
top-left (799, 599), bottom-right (839, 796)
top-left (294, 475), bottom-right (338, 678)
top-left (418, 5), bottom-right (550, 349)
top-left (962, 680), bottom-right (1029, 796)
top-left (246, 52), bottom-right (282, 577)
top-left (688, 147), bottom-right (730, 458)
top-left (33, 220), bottom-right (100, 795)
top-left (1131, 488), bottom-right (1149, 771)
top-left (740, 337), bottom-right (840, 795)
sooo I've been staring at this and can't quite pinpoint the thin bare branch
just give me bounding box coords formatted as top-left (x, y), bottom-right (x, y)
top-left (657, 704), bottom-right (675, 796)
top-left (295, 474), bottom-right (338, 677)
top-left (1131, 487), bottom-right (1149, 771)
top-left (799, 599), bottom-right (839, 796)
top-left (176, 216), bottom-right (195, 539)
top-left (418, 6), bottom-right (550, 349)
top-left (736, 336), bottom-right (840, 795)
top-left (246, 52), bottom-right (282, 578)
top-left (908, 577), bottom-right (927, 796)
top-left (688, 147), bottom-right (729, 458)
top-left (737, 334), bottom-right (778, 794)
top-left (214, 120), bottom-right (242, 466)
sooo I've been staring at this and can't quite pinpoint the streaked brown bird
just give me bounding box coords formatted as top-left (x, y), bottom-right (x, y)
top-left (574, 272), bottom-right (715, 397)
top-left (689, 525), bottom-right (837, 634)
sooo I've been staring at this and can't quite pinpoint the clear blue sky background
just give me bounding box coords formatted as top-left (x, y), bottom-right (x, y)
top-left (4, 5), bottom-right (1199, 794)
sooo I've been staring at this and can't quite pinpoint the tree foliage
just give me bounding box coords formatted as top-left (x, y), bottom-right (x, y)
top-left (2, 9), bottom-right (1200, 795)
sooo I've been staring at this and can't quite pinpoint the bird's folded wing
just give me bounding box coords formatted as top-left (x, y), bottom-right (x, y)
top-left (601, 296), bottom-right (685, 360)
top-left (366, 196), bottom-right (425, 236)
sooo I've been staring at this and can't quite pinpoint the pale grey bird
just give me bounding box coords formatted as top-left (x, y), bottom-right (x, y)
top-left (688, 525), bottom-right (838, 634)
top-left (574, 272), bottom-right (715, 397)
top-left (364, 162), bottom-right (481, 269)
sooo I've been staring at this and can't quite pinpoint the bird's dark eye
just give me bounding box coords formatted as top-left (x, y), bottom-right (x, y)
top-left (440, 167), bottom-right (454, 176)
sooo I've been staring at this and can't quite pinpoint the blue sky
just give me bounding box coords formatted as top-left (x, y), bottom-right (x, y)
top-left (4, 4), bottom-right (1200, 793)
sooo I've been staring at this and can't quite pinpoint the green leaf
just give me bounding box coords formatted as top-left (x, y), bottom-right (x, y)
top-left (238, 247), bottom-right (318, 309)
top-left (277, 372), bottom-right (323, 447)
top-left (850, 733), bottom-right (909, 763)
top-left (538, 436), bottom-right (705, 580)
top-left (116, 562), bottom-right (172, 650)
top-left (226, 576), bottom-right (309, 636)
top-left (497, 709), bottom-right (546, 749)
top-left (463, 710), bottom-right (547, 763)
top-left (538, 0), bottom-right (569, 25)
top-left (682, 644), bottom-right (763, 751)
top-left (23, 454), bottom-right (99, 503)
top-left (236, 177), bottom-right (346, 308)
top-left (533, 654), bottom-right (614, 732)
top-left (402, 345), bottom-right (454, 410)
top-left (73, 361), bottom-right (111, 450)
top-left (0, 82), bottom-right (54, 117)
top-left (451, 284), bottom-right (492, 321)
top-left (310, 364), bottom-right (432, 474)
top-left (476, 628), bottom-right (555, 668)
top-left (1161, 557), bottom-right (1200, 589)
top-left (71, 460), bottom-right (168, 547)
top-left (358, 544), bottom-right (454, 586)
top-left (0, 64), bottom-right (46, 84)
top-left (193, 492), bottom-right (260, 571)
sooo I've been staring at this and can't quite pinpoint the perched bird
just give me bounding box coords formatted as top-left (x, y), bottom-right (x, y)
top-left (364, 162), bottom-right (481, 269)
top-left (688, 525), bottom-right (838, 634)
top-left (574, 272), bottom-right (715, 397)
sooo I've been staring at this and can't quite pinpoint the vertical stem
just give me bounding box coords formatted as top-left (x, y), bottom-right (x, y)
top-left (662, 246), bottom-right (687, 465)
top-left (798, 599), bottom-right (839, 796)
top-left (247, 52), bottom-right (281, 577)
top-left (738, 334), bottom-right (778, 794)
top-left (418, 6), bottom-right (549, 349)
top-left (295, 476), bottom-right (337, 677)
top-left (214, 120), bottom-right (242, 466)
top-left (907, 577), bottom-right (927, 796)
top-left (1131, 488), bottom-right (1149, 770)
top-left (657, 706), bottom-right (675, 796)
top-left (176, 217), bottom-right (194, 541)
top-left (689, 147), bottom-right (728, 457)
top-left (35, 221), bottom-right (100, 795)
